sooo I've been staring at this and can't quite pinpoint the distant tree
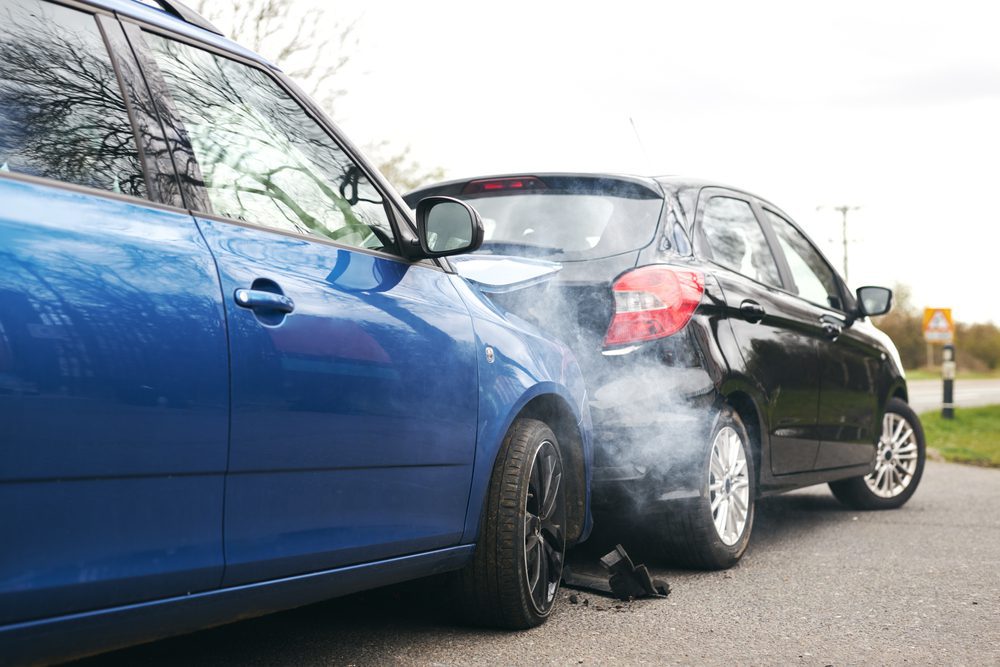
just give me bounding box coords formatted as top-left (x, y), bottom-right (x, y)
top-left (959, 322), bottom-right (1000, 370)
top-left (191, 0), bottom-right (444, 192)
top-left (369, 142), bottom-right (445, 194)
top-left (874, 284), bottom-right (1000, 371)
top-left (873, 284), bottom-right (924, 369)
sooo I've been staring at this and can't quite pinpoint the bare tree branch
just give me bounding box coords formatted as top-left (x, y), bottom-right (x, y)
top-left (190, 0), bottom-right (442, 192)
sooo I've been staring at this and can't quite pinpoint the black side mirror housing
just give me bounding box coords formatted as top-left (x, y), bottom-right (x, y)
top-left (856, 285), bottom-right (893, 317)
top-left (411, 196), bottom-right (485, 259)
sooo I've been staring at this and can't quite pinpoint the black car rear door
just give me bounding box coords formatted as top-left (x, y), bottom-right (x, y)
top-left (694, 189), bottom-right (825, 475)
top-left (760, 208), bottom-right (881, 470)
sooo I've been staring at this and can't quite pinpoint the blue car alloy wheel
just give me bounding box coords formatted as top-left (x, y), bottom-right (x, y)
top-left (452, 418), bottom-right (567, 629)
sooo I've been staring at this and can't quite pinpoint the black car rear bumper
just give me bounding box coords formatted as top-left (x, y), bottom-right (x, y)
top-left (587, 365), bottom-right (719, 511)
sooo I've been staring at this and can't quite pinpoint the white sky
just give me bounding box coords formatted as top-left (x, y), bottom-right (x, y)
top-left (299, 0), bottom-right (1000, 324)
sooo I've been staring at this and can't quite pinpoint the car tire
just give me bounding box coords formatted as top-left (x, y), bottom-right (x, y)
top-left (453, 418), bottom-right (567, 629)
top-left (829, 397), bottom-right (926, 510)
top-left (649, 407), bottom-right (756, 570)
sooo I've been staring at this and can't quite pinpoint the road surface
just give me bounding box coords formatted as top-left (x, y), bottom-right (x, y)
top-left (906, 378), bottom-right (1000, 413)
top-left (76, 460), bottom-right (1000, 666)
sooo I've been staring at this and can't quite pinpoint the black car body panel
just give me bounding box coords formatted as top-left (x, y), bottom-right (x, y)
top-left (406, 173), bottom-right (908, 507)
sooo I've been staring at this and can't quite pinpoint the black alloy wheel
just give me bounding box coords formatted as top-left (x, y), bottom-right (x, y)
top-left (523, 436), bottom-right (565, 616)
top-left (453, 418), bottom-right (567, 628)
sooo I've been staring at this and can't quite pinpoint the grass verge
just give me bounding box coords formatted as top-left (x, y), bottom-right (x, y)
top-left (920, 405), bottom-right (1000, 467)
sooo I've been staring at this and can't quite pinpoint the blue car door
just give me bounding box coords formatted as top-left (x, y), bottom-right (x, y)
top-left (140, 32), bottom-right (479, 584)
top-left (0, 0), bottom-right (228, 624)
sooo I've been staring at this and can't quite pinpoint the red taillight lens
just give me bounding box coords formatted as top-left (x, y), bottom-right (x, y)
top-left (603, 266), bottom-right (704, 347)
top-left (461, 176), bottom-right (546, 194)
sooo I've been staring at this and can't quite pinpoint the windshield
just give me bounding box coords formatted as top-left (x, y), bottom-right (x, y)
top-left (466, 193), bottom-right (663, 261)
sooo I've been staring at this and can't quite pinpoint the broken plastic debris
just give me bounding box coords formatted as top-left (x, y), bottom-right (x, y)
top-left (562, 544), bottom-right (670, 601)
top-left (601, 544), bottom-right (670, 600)
top-left (562, 565), bottom-right (613, 595)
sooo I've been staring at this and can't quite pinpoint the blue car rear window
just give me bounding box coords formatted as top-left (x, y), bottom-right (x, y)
top-left (0, 0), bottom-right (146, 197)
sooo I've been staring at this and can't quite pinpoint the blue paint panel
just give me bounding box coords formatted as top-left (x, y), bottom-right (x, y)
top-left (224, 468), bottom-right (469, 583)
top-left (0, 545), bottom-right (475, 666)
top-left (0, 177), bottom-right (229, 623)
top-left (447, 276), bottom-right (593, 545)
top-left (192, 219), bottom-right (479, 583)
top-left (0, 477), bottom-right (224, 625)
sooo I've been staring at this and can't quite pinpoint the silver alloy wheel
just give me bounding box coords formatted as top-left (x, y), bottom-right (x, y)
top-left (709, 426), bottom-right (751, 546)
top-left (865, 411), bottom-right (919, 498)
top-left (523, 439), bottom-right (565, 615)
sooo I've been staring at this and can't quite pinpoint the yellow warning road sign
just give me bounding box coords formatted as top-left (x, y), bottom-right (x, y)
top-left (923, 307), bottom-right (954, 344)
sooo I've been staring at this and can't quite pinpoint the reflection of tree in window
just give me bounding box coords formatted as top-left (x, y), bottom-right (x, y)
top-left (145, 34), bottom-right (396, 254)
top-left (0, 0), bottom-right (145, 196)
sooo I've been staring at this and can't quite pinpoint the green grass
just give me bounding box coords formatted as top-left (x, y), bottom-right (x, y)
top-left (906, 368), bottom-right (1000, 381)
top-left (920, 405), bottom-right (1000, 467)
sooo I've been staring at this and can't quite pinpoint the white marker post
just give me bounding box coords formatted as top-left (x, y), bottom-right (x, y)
top-left (942, 344), bottom-right (955, 419)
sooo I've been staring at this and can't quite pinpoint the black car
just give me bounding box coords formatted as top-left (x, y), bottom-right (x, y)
top-left (406, 174), bottom-right (926, 569)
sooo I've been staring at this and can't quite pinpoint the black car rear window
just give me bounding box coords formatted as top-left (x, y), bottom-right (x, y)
top-left (464, 192), bottom-right (663, 261)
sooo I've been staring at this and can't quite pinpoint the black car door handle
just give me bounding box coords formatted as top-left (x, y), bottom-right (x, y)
top-left (740, 300), bottom-right (766, 322)
top-left (234, 288), bottom-right (295, 314)
top-left (821, 320), bottom-right (842, 339)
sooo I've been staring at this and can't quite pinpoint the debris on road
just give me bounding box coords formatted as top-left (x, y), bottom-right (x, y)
top-left (562, 565), bottom-right (614, 595)
top-left (562, 544), bottom-right (670, 601)
top-left (602, 545), bottom-right (670, 600)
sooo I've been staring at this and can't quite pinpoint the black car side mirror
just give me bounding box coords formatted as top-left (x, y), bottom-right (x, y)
top-left (856, 286), bottom-right (893, 317)
top-left (411, 196), bottom-right (485, 259)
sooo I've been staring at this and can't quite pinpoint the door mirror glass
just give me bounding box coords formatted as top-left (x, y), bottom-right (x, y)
top-left (857, 286), bottom-right (892, 316)
top-left (415, 197), bottom-right (484, 257)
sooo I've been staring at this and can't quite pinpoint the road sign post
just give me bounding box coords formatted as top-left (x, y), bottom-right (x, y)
top-left (922, 307), bottom-right (956, 418)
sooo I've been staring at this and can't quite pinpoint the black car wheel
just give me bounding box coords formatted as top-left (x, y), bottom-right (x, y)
top-left (649, 407), bottom-right (756, 570)
top-left (453, 418), bottom-right (566, 628)
top-left (829, 398), bottom-right (926, 510)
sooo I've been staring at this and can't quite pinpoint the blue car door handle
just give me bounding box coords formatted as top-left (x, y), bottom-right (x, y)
top-left (234, 288), bottom-right (295, 314)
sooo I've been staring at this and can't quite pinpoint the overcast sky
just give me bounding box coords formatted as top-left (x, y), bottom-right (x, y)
top-left (301, 0), bottom-right (999, 324)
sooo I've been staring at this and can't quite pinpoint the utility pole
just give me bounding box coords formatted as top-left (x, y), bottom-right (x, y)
top-left (816, 205), bottom-right (860, 282)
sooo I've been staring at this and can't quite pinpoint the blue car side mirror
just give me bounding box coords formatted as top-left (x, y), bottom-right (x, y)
top-left (413, 196), bottom-right (485, 258)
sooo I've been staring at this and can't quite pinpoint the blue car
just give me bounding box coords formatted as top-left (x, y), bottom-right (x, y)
top-left (0, 0), bottom-right (591, 661)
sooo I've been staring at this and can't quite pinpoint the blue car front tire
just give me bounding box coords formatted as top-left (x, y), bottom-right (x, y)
top-left (453, 418), bottom-right (567, 629)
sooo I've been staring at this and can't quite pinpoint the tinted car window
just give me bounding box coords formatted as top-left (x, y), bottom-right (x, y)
top-left (765, 210), bottom-right (842, 309)
top-left (700, 197), bottom-right (781, 287)
top-left (468, 193), bottom-right (662, 261)
top-left (145, 34), bottom-right (396, 254)
top-left (0, 0), bottom-right (146, 197)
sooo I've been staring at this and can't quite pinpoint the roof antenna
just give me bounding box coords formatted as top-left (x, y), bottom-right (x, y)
top-left (628, 115), bottom-right (652, 173)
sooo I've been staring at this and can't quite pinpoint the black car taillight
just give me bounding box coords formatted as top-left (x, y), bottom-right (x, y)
top-left (603, 265), bottom-right (704, 347)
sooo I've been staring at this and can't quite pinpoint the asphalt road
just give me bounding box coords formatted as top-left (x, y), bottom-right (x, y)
top-left (75, 460), bottom-right (1000, 666)
top-left (907, 378), bottom-right (1000, 413)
